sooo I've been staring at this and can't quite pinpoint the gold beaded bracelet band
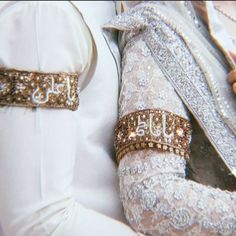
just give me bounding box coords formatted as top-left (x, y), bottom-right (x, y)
top-left (115, 109), bottom-right (192, 163)
top-left (0, 68), bottom-right (80, 111)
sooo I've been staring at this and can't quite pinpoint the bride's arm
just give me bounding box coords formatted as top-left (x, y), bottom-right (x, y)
top-left (117, 36), bottom-right (236, 236)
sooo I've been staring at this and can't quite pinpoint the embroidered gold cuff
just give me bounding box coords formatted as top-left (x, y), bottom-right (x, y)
top-left (115, 109), bottom-right (192, 163)
top-left (0, 68), bottom-right (80, 111)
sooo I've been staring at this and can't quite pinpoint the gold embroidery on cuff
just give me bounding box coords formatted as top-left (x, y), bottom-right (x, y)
top-left (115, 109), bottom-right (192, 163)
top-left (0, 68), bottom-right (80, 111)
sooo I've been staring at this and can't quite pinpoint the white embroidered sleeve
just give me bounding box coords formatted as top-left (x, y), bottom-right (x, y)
top-left (118, 36), bottom-right (236, 236)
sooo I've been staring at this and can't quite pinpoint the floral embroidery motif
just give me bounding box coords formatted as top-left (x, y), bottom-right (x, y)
top-left (108, 3), bottom-right (236, 235)
top-left (109, 1), bottom-right (236, 175)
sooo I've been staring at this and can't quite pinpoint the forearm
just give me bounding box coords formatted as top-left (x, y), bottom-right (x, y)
top-left (119, 152), bottom-right (236, 235)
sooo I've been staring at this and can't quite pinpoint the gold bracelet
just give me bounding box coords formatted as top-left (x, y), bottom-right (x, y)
top-left (115, 109), bottom-right (192, 163)
top-left (0, 68), bottom-right (80, 111)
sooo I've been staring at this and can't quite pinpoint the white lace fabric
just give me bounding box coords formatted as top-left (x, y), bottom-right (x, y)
top-left (118, 36), bottom-right (236, 235)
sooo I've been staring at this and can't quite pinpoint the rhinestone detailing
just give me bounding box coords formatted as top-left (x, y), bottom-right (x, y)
top-left (140, 7), bottom-right (236, 175)
top-left (119, 154), bottom-right (236, 235)
top-left (107, 2), bottom-right (236, 235)
top-left (0, 68), bottom-right (80, 110)
top-left (108, 2), bottom-right (236, 176)
top-left (214, 5), bottom-right (236, 24)
top-left (115, 109), bottom-right (192, 162)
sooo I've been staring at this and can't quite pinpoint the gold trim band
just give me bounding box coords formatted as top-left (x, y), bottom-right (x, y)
top-left (0, 68), bottom-right (80, 111)
top-left (115, 109), bottom-right (192, 163)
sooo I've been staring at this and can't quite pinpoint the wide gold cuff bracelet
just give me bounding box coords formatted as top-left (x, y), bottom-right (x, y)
top-left (0, 68), bottom-right (80, 111)
top-left (115, 109), bottom-right (192, 163)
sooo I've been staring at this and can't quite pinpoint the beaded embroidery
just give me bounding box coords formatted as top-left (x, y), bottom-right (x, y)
top-left (107, 1), bottom-right (236, 176)
top-left (106, 2), bottom-right (236, 235)
top-left (115, 109), bottom-right (191, 162)
top-left (0, 68), bottom-right (80, 110)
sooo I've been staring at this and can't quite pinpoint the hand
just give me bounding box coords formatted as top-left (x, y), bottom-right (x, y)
top-left (228, 51), bottom-right (236, 94)
top-left (227, 69), bottom-right (236, 94)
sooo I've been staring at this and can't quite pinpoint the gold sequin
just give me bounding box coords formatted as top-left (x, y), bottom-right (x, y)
top-left (0, 68), bottom-right (80, 110)
top-left (115, 109), bottom-right (192, 163)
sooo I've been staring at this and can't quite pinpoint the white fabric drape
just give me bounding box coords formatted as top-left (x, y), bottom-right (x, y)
top-left (0, 1), bottom-right (136, 235)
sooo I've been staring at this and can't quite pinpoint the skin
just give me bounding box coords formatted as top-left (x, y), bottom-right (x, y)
top-left (227, 51), bottom-right (236, 94)
top-left (194, 1), bottom-right (236, 95)
top-left (213, 1), bottom-right (236, 95)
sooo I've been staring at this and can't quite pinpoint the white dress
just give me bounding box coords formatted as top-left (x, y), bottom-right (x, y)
top-left (0, 1), bottom-right (136, 236)
top-left (108, 1), bottom-right (236, 235)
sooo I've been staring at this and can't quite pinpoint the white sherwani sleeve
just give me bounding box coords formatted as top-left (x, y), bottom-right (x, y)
top-left (0, 2), bottom-right (137, 236)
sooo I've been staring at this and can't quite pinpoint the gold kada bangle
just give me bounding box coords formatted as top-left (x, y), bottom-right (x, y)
top-left (114, 109), bottom-right (192, 163)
